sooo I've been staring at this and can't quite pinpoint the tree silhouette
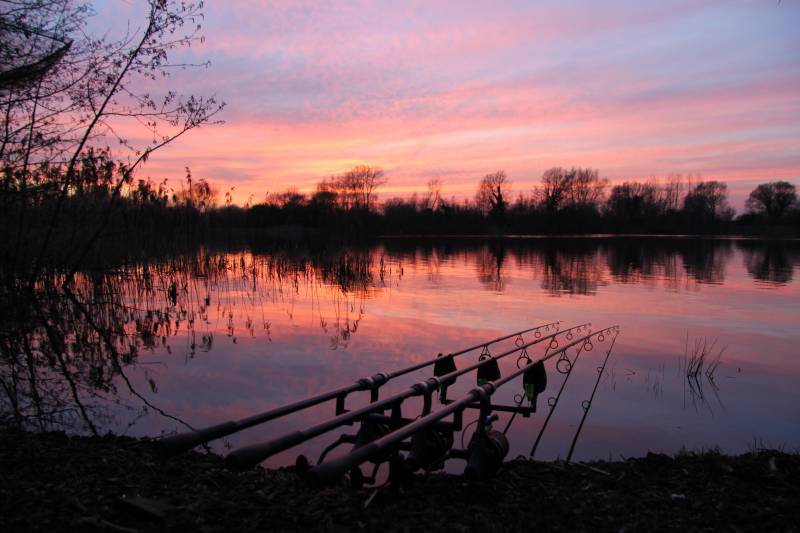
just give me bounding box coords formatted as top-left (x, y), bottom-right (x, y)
top-left (476, 170), bottom-right (510, 221)
top-left (317, 165), bottom-right (386, 213)
top-left (1, 0), bottom-right (224, 282)
top-left (683, 181), bottom-right (734, 225)
top-left (537, 167), bottom-right (606, 213)
top-left (745, 181), bottom-right (797, 223)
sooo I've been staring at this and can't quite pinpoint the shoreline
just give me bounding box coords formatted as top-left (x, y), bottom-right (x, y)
top-left (2, 429), bottom-right (797, 532)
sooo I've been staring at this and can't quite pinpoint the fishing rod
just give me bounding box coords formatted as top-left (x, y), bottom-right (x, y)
top-left (322, 323), bottom-right (589, 484)
top-left (225, 323), bottom-right (589, 471)
top-left (528, 327), bottom-right (605, 458)
top-left (158, 320), bottom-right (560, 455)
top-left (307, 328), bottom-right (618, 486)
top-left (500, 335), bottom-right (565, 436)
top-left (566, 329), bottom-right (619, 463)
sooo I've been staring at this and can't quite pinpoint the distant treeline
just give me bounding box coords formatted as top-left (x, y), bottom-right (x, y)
top-left (2, 153), bottom-right (799, 276)
top-left (135, 163), bottom-right (798, 236)
top-left (242, 166), bottom-right (798, 236)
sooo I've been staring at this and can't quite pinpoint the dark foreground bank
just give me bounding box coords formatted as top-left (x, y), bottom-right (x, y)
top-left (1, 430), bottom-right (798, 532)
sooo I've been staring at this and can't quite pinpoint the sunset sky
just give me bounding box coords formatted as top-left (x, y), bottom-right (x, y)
top-left (98, 0), bottom-right (800, 209)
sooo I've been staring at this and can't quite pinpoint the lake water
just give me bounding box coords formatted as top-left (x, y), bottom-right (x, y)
top-left (12, 237), bottom-right (800, 469)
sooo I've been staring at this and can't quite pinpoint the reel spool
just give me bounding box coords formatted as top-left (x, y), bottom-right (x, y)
top-left (464, 428), bottom-right (509, 480)
top-left (406, 428), bottom-right (454, 472)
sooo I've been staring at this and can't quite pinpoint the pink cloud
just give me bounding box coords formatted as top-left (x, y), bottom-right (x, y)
top-left (104, 1), bottom-right (800, 210)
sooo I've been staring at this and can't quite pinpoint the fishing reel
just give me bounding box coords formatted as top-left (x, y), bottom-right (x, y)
top-left (353, 419), bottom-right (392, 462)
top-left (464, 414), bottom-right (509, 480)
top-left (309, 418), bottom-right (393, 487)
top-left (406, 428), bottom-right (454, 472)
top-left (316, 418), bottom-right (393, 464)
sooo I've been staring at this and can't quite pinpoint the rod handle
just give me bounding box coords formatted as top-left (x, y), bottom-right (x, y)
top-left (225, 431), bottom-right (305, 471)
top-left (307, 442), bottom-right (380, 486)
top-left (157, 421), bottom-right (240, 456)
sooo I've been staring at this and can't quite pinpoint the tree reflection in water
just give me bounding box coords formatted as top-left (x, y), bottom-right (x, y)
top-left (605, 238), bottom-right (733, 289)
top-left (476, 241), bottom-right (508, 292)
top-left (536, 241), bottom-right (606, 296)
top-left (0, 248), bottom-right (390, 433)
top-left (738, 240), bottom-right (797, 286)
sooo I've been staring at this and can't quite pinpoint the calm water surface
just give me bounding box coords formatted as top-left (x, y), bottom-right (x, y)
top-left (53, 237), bottom-right (800, 466)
